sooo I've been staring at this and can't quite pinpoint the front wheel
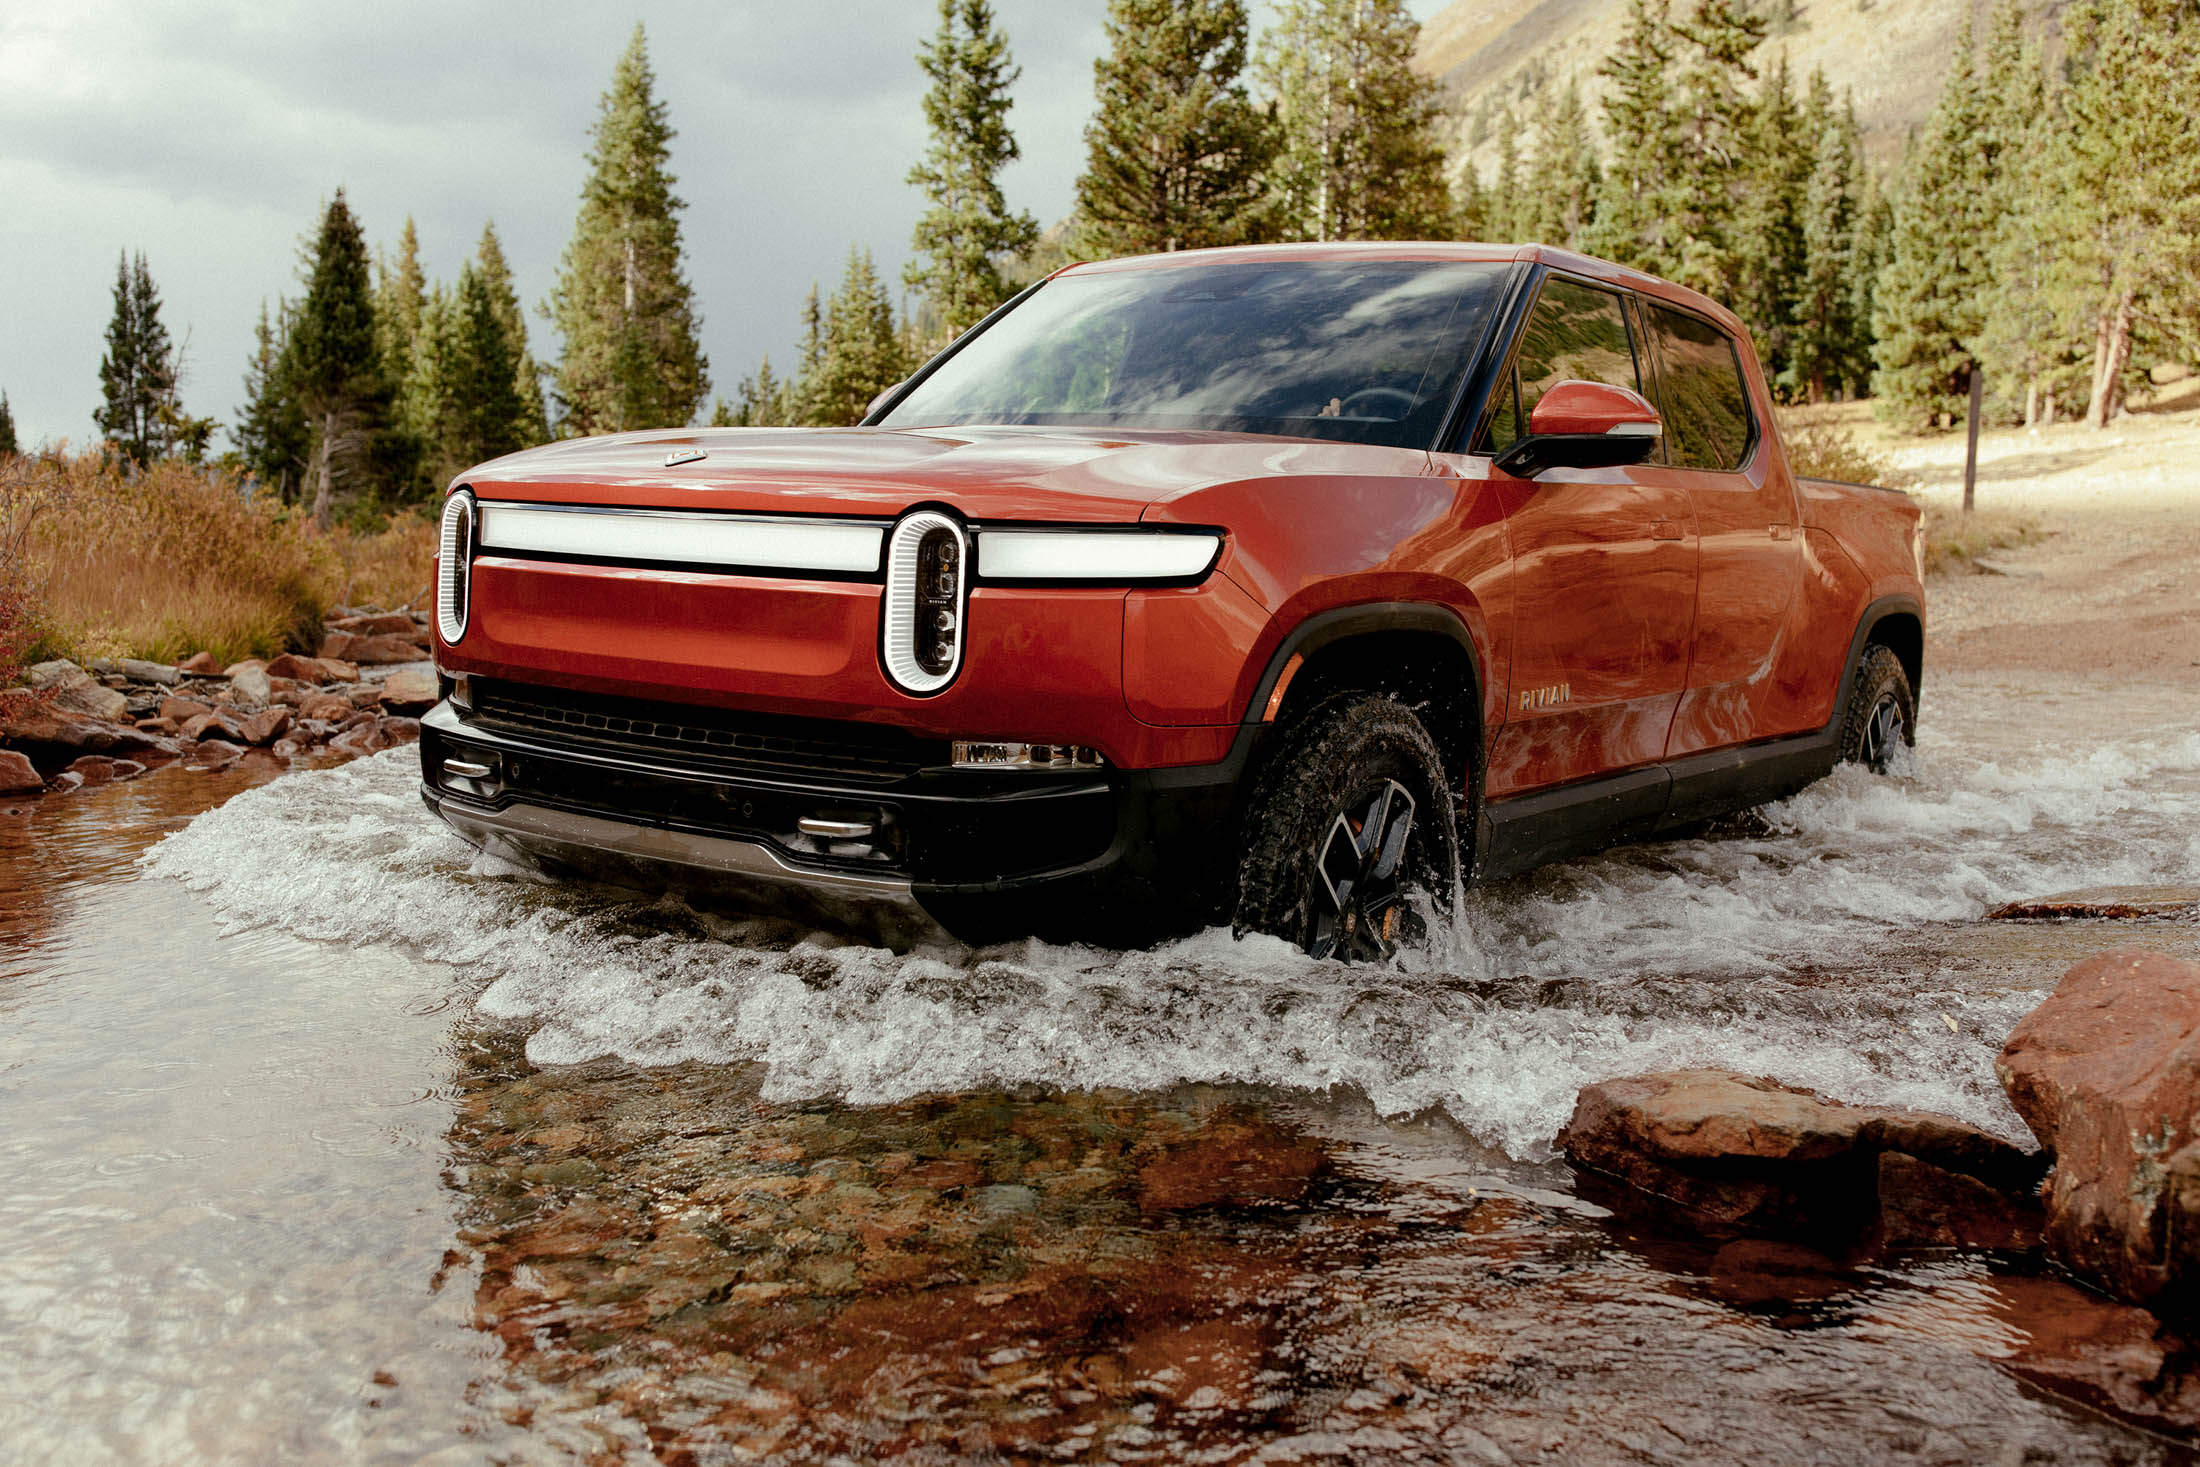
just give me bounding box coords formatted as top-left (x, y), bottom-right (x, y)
top-left (1234, 694), bottom-right (1461, 961)
top-left (1836, 644), bottom-right (1916, 772)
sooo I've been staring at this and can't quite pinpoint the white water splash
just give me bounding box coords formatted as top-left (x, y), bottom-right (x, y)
top-left (143, 678), bottom-right (2200, 1157)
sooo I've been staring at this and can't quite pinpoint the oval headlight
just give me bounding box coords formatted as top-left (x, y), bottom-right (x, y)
top-left (437, 489), bottom-right (477, 645)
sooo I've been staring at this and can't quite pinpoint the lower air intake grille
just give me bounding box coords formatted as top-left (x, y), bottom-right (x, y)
top-left (472, 679), bottom-right (944, 783)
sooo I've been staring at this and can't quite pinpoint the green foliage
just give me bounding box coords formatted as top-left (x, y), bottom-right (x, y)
top-left (1074, 0), bottom-right (1277, 258)
top-left (0, 391), bottom-right (16, 456)
top-left (95, 251), bottom-right (186, 467)
top-left (1519, 81), bottom-right (1600, 250)
top-left (1582, 0), bottom-right (1681, 273)
top-left (234, 300), bottom-right (309, 501)
top-left (473, 223), bottom-right (551, 446)
top-left (1254, 0), bottom-right (1454, 242)
top-left (1665, 0), bottom-right (1768, 300)
top-left (1732, 55), bottom-right (1809, 384)
top-left (906, 0), bottom-right (1039, 336)
top-left (551, 24), bottom-right (709, 437)
top-left (290, 190), bottom-right (394, 524)
top-left (803, 249), bottom-right (911, 427)
top-left (1790, 80), bottom-right (1870, 401)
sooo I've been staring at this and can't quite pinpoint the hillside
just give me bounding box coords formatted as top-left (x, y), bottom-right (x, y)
top-left (1415, 0), bottom-right (2067, 180)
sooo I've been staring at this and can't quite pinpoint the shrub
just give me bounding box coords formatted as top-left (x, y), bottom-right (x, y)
top-left (1777, 414), bottom-right (1915, 490)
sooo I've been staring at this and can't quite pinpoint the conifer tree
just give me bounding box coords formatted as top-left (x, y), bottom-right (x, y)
top-left (2040, 0), bottom-right (2200, 428)
top-left (1975, 0), bottom-right (2063, 422)
top-left (1075, 0), bottom-right (1277, 257)
top-left (291, 189), bottom-right (390, 524)
top-left (376, 218), bottom-right (429, 385)
top-left (1453, 165), bottom-right (1488, 241)
top-left (552, 25), bottom-right (709, 436)
top-left (474, 223), bottom-right (551, 445)
top-left (723, 356), bottom-right (796, 427)
top-left (804, 250), bottom-right (909, 427)
top-left (95, 251), bottom-right (182, 466)
top-left (1791, 75), bottom-right (1865, 402)
top-left (906, 0), bottom-right (1039, 336)
top-left (444, 264), bottom-right (531, 466)
top-left (235, 300), bottom-right (308, 502)
top-left (1488, 123), bottom-right (1523, 241)
top-left (0, 392), bottom-right (17, 457)
top-left (1254, 0), bottom-right (1454, 242)
top-left (1733, 55), bottom-right (1811, 387)
top-left (1665, 0), bottom-right (1767, 300)
top-left (1583, 0), bottom-right (1681, 274)
top-left (1521, 81), bottom-right (1601, 249)
top-left (1871, 27), bottom-right (1990, 429)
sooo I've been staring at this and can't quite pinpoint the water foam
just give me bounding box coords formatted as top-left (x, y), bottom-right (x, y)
top-left (143, 682), bottom-right (2200, 1157)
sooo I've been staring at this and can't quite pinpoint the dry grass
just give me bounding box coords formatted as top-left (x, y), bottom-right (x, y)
top-left (0, 449), bottom-right (435, 671)
top-left (1776, 408), bottom-right (1917, 490)
top-left (1917, 501), bottom-right (2045, 576)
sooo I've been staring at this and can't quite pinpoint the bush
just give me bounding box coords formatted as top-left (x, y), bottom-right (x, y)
top-left (1917, 501), bottom-right (2043, 576)
top-left (7, 448), bottom-right (342, 667)
top-left (1777, 414), bottom-right (1915, 490)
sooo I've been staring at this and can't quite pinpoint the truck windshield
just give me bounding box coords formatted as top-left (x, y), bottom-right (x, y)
top-left (878, 259), bottom-right (1509, 448)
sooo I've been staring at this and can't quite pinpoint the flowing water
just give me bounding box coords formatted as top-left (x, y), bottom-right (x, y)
top-left (4, 672), bottom-right (2198, 1464)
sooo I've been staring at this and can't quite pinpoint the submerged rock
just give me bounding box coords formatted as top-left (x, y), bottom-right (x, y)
top-left (1998, 949), bottom-right (2200, 1318)
top-left (1988, 886), bottom-right (2200, 921)
top-left (1558, 1069), bottom-right (2043, 1245)
top-left (0, 749), bottom-right (42, 794)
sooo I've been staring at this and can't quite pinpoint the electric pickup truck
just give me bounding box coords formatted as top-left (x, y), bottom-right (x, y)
top-left (421, 242), bottom-right (1924, 958)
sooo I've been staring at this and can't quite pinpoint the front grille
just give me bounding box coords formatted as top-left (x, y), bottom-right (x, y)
top-left (471, 678), bottom-right (945, 784)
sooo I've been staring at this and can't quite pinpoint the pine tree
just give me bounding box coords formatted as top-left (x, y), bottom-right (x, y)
top-left (1583, 0), bottom-right (1681, 274)
top-left (1791, 75), bottom-right (1864, 402)
top-left (551, 24), bottom-right (709, 436)
top-left (2040, 0), bottom-right (2200, 429)
top-left (0, 392), bottom-right (18, 457)
top-left (1074, 0), bottom-right (1277, 257)
top-left (1488, 123), bottom-right (1523, 240)
top-left (1975, 0), bottom-right (2063, 423)
top-left (95, 251), bottom-right (181, 466)
top-left (376, 218), bottom-right (429, 386)
top-left (1846, 168), bottom-right (1893, 397)
top-left (1254, 0), bottom-right (1455, 242)
top-left (907, 0), bottom-right (1040, 335)
top-left (443, 264), bottom-right (531, 466)
top-left (1665, 0), bottom-right (1767, 301)
top-left (1733, 54), bottom-right (1811, 388)
top-left (1521, 80), bottom-right (1601, 249)
top-left (474, 223), bottom-right (551, 445)
top-left (291, 189), bottom-right (391, 525)
top-left (724, 355), bottom-right (796, 427)
top-left (1871, 25), bottom-right (1991, 430)
top-left (234, 300), bottom-right (308, 502)
top-left (803, 249), bottom-right (910, 427)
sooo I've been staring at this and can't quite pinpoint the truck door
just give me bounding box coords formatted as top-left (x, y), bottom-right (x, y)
top-left (1635, 301), bottom-right (1805, 756)
top-left (1481, 276), bottom-right (1699, 800)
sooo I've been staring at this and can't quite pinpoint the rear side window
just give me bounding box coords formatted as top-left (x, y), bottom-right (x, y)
top-left (1643, 304), bottom-right (1753, 471)
top-left (1479, 277), bottom-right (1638, 454)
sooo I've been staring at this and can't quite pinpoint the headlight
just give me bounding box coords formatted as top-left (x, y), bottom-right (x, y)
top-left (974, 530), bottom-right (1221, 583)
top-left (437, 489), bottom-right (477, 644)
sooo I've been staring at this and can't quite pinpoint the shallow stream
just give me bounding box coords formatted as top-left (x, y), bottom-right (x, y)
top-left (4, 672), bottom-right (2198, 1463)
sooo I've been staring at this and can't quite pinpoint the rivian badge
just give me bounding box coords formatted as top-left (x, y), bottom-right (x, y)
top-left (664, 448), bottom-right (707, 467)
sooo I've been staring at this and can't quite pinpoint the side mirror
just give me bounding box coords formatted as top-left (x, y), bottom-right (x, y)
top-left (1493, 379), bottom-right (1661, 479)
top-left (866, 379), bottom-right (911, 420)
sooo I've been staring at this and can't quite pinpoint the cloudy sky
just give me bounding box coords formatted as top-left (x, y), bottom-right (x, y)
top-left (0, 0), bottom-right (1448, 450)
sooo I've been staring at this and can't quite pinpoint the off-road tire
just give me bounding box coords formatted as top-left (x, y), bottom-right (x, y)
top-left (1233, 693), bottom-right (1461, 961)
top-left (1836, 644), bottom-right (1916, 773)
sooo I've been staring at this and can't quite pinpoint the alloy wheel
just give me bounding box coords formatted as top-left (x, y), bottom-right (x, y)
top-left (1309, 778), bottom-right (1421, 962)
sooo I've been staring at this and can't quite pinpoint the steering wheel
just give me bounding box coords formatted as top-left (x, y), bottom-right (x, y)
top-left (1335, 386), bottom-right (1418, 421)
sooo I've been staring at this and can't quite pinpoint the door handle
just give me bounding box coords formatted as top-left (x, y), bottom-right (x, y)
top-left (1651, 521), bottom-right (1684, 541)
top-left (1769, 523), bottom-right (1796, 541)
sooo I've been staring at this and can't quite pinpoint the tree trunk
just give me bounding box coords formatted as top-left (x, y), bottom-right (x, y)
top-left (307, 411), bottom-right (335, 529)
top-left (2023, 379), bottom-right (2039, 428)
top-left (2042, 390), bottom-right (2057, 426)
top-left (2086, 291), bottom-right (2134, 430)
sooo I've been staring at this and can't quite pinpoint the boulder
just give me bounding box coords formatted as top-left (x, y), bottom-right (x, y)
top-left (159, 696), bottom-right (212, 724)
top-left (323, 631), bottom-right (428, 665)
top-left (0, 750), bottom-right (42, 794)
top-left (1998, 950), bottom-right (2200, 1316)
top-left (379, 665), bottom-right (438, 712)
top-left (175, 651), bottom-right (221, 675)
top-left (238, 707), bottom-right (291, 746)
top-left (298, 692), bottom-right (353, 722)
top-left (184, 738), bottom-right (244, 770)
top-left (227, 664), bottom-right (274, 707)
top-left (330, 612), bottom-right (423, 637)
top-left (64, 755), bottom-right (145, 786)
top-left (379, 715), bottom-right (421, 745)
top-left (0, 688), bottom-right (118, 759)
top-left (23, 659), bottom-right (82, 688)
top-left (346, 684), bottom-right (384, 708)
top-left (264, 652), bottom-right (359, 684)
top-left (1989, 886), bottom-right (2200, 921)
top-left (135, 716), bottom-right (179, 737)
top-left (1558, 1069), bottom-right (2043, 1243)
top-left (117, 658), bottom-right (182, 687)
top-left (27, 662), bottom-right (130, 722)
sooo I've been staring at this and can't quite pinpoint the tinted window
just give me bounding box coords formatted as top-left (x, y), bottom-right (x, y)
top-left (1645, 304), bottom-right (1753, 471)
top-left (1479, 277), bottom-right (1638, 453)
top-left (880, 260), bottom-right (1508, 449)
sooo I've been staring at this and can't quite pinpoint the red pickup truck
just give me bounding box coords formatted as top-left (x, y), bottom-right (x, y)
top-left (422, 243), bottom-right (1924, 958)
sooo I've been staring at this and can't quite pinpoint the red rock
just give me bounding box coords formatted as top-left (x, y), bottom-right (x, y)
top-left (346, 684), bottom-right (384, 708)
top-left (184, 738), bottom-right (244, 769)
top-left (1998, 950), bottom-right (2200, 1315)
top-left (45, 770), bottom-right (84, 794)
top-left (1558, 1069), bottom-right (2042, 1237)
top-left (1136, 1120), bottom-right (1326, 1212)
top-left (64, 756), bottom-right (121, 785)
top-left (0, 750), bottom-right (41, 793)
top-left (1988, 886), bottom-right (2200, 921)
top-left (159, 696), bottom-right (212, 724)
top-left (264, 653), bottom-right (361, 685)
top-left (379, 666), bottom-right (437, 712)
top-left (1874, 1150), bottom-right (2043, 1251)
top-left (270, 738), bottom-right (305, 759)
top-left (0, 688), bottom-right (117, 757)
top-left (331, 612), bottom-right (423, 637)
top-left (378, 716), bottom-right (421, 745)
top-left (328, 633), bottom-right (428, 665)
top-left (135, 716), bottom-right (179, 736)
top-left (298, 693), bottom-right (353, 722)
top-left (221, 657), bottom-right (267, 678)
top-left (238, 708), bottom-right (291, 746)
top-left (176, 651), bottom-right (220, 675)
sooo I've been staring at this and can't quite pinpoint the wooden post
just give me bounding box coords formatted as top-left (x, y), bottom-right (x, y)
top-left (1962, 366), bottom-right (1983, 516)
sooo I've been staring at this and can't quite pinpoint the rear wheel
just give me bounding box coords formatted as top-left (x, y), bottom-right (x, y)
top-left (1234, 694), bottom-right (1460, 961)
top-left (1837, 644), bottom-right (1916, 772)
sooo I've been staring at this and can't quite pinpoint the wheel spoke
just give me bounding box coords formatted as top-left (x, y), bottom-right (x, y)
top-left (1306, 779), bottom-right (1418, 963)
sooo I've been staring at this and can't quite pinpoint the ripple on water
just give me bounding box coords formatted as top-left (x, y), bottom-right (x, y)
top-left (141, 678), bottom-right (2200, 1158)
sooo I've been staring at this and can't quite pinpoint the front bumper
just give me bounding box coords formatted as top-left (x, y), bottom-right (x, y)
top-left (418, 699), bottom-right (1252, 946)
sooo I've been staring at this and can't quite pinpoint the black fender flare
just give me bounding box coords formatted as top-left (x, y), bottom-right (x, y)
top-left (1825, 593), bottom-right (1925, 739)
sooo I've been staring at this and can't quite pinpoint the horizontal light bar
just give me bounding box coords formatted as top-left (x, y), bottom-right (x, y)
top-left (951, 740), bottom-right (1107, 770)
top-left (974, 530), bottom-right (1221, 582)
top-left (476, 502), bottom-right (883, 575)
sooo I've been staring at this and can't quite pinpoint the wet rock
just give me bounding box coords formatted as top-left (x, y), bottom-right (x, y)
top-left (184, 738), bottom-right (245, 770)
top-left (1558, 1069), bottom-right (2043, 1240)
top-left (159, 696), bottom-right (212, 724)
top-left (118, 658), bottom-right (181, 686)
top-left (297, 692), bottom-right (353, 722)
top-left (1988, 886), bottom-right (2200, 921)
top-left (1993, 1271), bottom-right (2200, 1438)
top-left (45, 770), bottom-right (84, 794)
top-left (227, 664), bottom-right (274, 707)
top-left (1875, 1150), bottom-right (2043, 1251)
top-left (346, 683), bottom-right (384, 709)
top-left (322, 631), bottom-right (428, 664)
top-left (0, 750), bottom-right (42, 794)
top-left (379, 715), bottom-right (420, 745)
top-left (265, 652), bottom-right (359, 684)
top-left (0, 688), bottom-right (120, 759)
top-left (63, 755), bottom-right (145, 786)
top-left (238, 708), bottom-right (291, 746)
top-left (379, 666), bottom-right (437, 713)
top-left (1136, 1118), bottom-right (1326, 1212)
top-left (134, 716), bottom-right (179, 737)
top-left (1998, 949), bottom-right (2200, 1316)
top-left (175, 650), bottom-right (221, 676)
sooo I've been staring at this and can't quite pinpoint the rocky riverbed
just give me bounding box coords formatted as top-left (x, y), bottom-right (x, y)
top-left (3, 666), bottom-right (2198, 1464)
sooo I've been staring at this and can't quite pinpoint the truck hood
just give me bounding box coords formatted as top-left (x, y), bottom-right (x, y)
top-left (462, 424), bottom-right (1425, 521)
top-left (456, 424), bottom-right (1354, 523)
